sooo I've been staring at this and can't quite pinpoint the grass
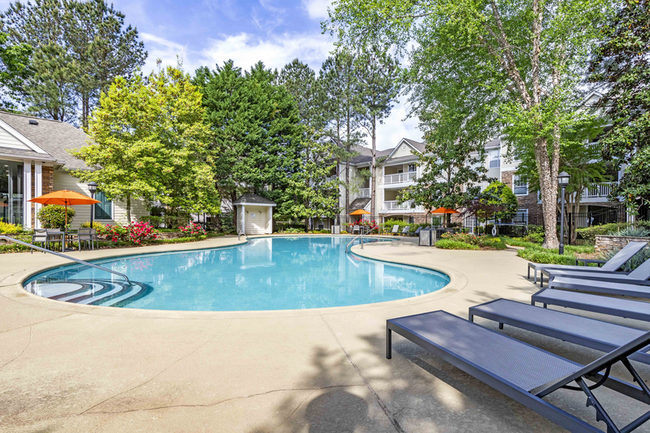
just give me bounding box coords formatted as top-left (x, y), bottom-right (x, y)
top-left (515, 242), bottom-right (595, 265)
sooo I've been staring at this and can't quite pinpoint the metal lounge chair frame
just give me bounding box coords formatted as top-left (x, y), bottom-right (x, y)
top-left (401, 226), bottom-right (410, 235)
top-left (387, 310), bottom-right (650, 432)
top-left (532, 288), bottom-right (650, 322)
top-left (541, 257), bottom-right (650, 288)
top-left (548, 276), bottom-right (650, 299)
top-left (528, 241), bottom-right (647, 284)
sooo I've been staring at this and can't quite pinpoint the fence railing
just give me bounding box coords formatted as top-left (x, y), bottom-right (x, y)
top-left (383, 200), bottom-right (422, 211)
top-left (359, 188), bottom-right (371, 198)
top-left (384, 172), bottom-right (417, 185)
top-left (582, 182), bottom-right (616, 199)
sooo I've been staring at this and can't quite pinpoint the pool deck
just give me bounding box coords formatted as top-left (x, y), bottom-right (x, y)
top-left (1, 235), bottom-right (648, 432)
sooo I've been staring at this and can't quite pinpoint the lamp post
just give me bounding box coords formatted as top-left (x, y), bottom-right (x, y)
top-left (88, 181), bottom-right (97, 229)
top-left (558, 172), bottom-right (570, 255)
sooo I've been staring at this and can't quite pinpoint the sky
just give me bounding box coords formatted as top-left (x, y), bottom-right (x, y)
top-left (105, 0), bottom-right (423, 150)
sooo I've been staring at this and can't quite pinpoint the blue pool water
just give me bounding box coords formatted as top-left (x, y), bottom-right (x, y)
top-left (24, 236), bottom-right (449, 311)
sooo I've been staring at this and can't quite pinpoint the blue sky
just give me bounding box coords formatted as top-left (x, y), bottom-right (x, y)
top-left (3, 0), bottom-right (422, 149)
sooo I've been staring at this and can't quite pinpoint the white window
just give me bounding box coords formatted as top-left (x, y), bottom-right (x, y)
top-left (514, 209), bottom-right (528, 225)
top-left (488, 148), bottom-right (500, 168)
top-left (513, 175), bottom-right (528, 195)
top-left (408, 163), bottom-right (416, 172)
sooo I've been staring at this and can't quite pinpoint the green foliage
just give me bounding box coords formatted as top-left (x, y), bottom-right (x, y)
top-left (380, 219), bottom-right (410, 232)
top-left (435, 239), bottom-right (480, 250)
top-left (73, 66), bottom-right (219, 220)
top-left (524, 232), bottom-right (545, 244)
top-left (576, 223), bottom-right (629, 242)
top-left (615, 226), bottom-right (650, 238)
top-left (37, 205), bottom-right (75, 228)
top-left (139, 215), bottom-right (163, 228)
top-left (603, 246), bottom-right (650, 272)
top-left (0, 31), bottom-right (32, 109)
top-left (517, 243), bottom-right (595, 264)
top-left (0, 221), bottom-right (22, 234)
top-left (466, 182), bottom-right (518, 225)
top-left (589, 0), bottom-right (650, 213)
top-left (79, 221), bottom-right (106, 231)
top-left (278, 227), bottom-right (305, 234)
top-left (499, 237), bottom-right (539, 249)
top-left (1, 0), bottom-right (146, 125)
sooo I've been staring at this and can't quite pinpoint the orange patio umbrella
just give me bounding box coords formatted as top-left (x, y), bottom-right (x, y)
top-left (349, 209), bottom-right (371, 216)
top-left (431, 207), bottom-right (460, 214)
top-left (29, 190), bottom-right (100, 227)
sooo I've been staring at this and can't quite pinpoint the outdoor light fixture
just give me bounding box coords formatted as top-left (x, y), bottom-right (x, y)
top-left (558, 172), bottom-right (570, 255)
top-left (88, 181), bottom-right (97, 229)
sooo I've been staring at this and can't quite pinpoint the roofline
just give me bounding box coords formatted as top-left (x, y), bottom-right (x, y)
top-left (234, 202), bottom-right (276, 207)
top-left (0, 152), bottom-right (56, 162)
top-left (384, 138), bottom-right (422, 161)
top-left (0, 118), bottom-right (50, 154)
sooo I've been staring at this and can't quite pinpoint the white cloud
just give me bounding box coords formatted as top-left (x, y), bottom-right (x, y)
top-left (200, 32), bottom-right (333, 71)
top-left (302, 0), bottom-right (333, 19)
top-left (140, 33), bottom-right (192, 73)
top-left (375, 103), bottom-right (423, 150)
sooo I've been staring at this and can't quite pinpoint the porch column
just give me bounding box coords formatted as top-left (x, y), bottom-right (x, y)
top-left (34, 162), bottom-right (42, 228)
top-left (268, 207), bottom-right (273, 234)
top-left (23, 161), bottom-right (31, 229)
top-left (241, 205), bottom-right (246, 235)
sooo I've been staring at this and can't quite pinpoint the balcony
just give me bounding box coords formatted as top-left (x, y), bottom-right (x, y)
top-left (383, 200), bottom-right (423, 212)
top-left (359, 188), bottom-right (370, 198)
top-left (384, 171), bottom-right (416, 185)
top-left (582, 182), bottom-right (616, 199)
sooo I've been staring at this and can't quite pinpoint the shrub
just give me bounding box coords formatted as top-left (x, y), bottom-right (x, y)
top-left (163, 215), bottom-right (190, 229)
top-left (499, 236), bottom-right (539, 248)
top-left (614, 226), bottom-right (650, 238)
top-left (523, 231), bottom-right (545, 244)
top-left (603, 246), bottom-right (650, 271)
top-left (480, 237), bottom-right (506, 250)
top-left (140, 215), bottom-right (163, 228)
top-left (278, 227), bottom-right (304, 234)
top-left (80, 221), bottom-right (106, 231)
top-left (435, 239), bottom-right (480, 250)
top-left (179, 222), bottom-right (206, 237)
top-left (381, 219), bottom-right (409, 232)
top-left (576, 223), bottom-right (627, 243)
top-left (37, 205), bottom-right (75, 229)
top-left (517, 248), bottom-right (576, 265)
top-left (441, 232), bottom-right (479, 245)
top-left (0, 221), bottom-right (22, 234)
top-left (105, 221), bottom-right (159, 245)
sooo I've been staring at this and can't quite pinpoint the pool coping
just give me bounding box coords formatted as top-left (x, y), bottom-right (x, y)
top-left (1, 234), bottom-right (468, 320)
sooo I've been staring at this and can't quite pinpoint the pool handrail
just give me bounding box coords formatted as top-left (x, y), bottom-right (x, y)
top-left (346, 224), bottom-right (378, 253)
top-left (0, 235), bottom-right (132, 286)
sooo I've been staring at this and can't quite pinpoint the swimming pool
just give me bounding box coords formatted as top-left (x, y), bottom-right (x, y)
top-left (24, 236), bottom-right (450, 311)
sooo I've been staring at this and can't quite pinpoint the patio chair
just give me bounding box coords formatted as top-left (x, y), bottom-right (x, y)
top-left (45, 229), bottom-right (64, 252)
top-left (77, 228), bottom-right (96, 251)
top-left (528, 241), bottom-right (647, 284)
top-left (31, 228), bottom-right (47, 253)
top-left (469, 298), bottom-right (650, 364)
top-left (540, 256), bottom-right (650, 287)
top-left (532, 288), bottom-right (650, 322)
top-left (387, 310), bottom-right (650, 433)
top-left (352, 225), bottom-right (360, 235)
top-left (391, 225), bottom-right (399, 235)
top-left (413, 227), bottom-right (422, 237)
top-left (401, 226), bottom-right (410, 235)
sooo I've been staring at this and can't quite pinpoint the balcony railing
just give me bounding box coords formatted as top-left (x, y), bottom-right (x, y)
top-left (384, 171), bottom-right (417, 185)
top-left (582, 182), bottom-right (615, 199)
top-left (383, 200), bottom-right (422, 212)
top-left (359, 188), bottom-right (370, 198)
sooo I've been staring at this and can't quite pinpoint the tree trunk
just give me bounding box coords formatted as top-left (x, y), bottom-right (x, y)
top-left (126, 194), bottom-right (132, 223)
top-left (370, 116), bottom-right (376, 218)
top-left (537, 137), bottom-right (559, 248)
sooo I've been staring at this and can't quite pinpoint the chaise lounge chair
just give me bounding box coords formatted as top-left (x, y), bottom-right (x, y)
top-left (401, 226), bottom-right (410, 235)
top-left (532, 288), bottom-right (650, 322)
top-left (413, 227), bottom-right (422, 237)
top-left (527, 241), bottom-right (647, 284)
top-left (549, 276), bottom-right (650, 299)
top-left (391, 225), bottom-right (399, 235)
top-left (469, 298), bottom-right (650, 364)
top-left (541, 256), bottom-right (650, 288)
top-left (387, 310), bottom-right (650, 432)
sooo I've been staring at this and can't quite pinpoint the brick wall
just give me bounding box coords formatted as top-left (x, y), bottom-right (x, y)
top-left (42, 166), bottom-right (54, 194)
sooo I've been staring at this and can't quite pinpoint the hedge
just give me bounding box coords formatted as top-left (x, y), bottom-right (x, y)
top-left (435, 239), bottom-right (480, 250)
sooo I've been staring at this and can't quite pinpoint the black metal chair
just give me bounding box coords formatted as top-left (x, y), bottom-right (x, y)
top-left (77, 228), bottom-right (96, 251)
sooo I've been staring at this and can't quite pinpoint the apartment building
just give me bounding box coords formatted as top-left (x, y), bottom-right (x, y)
top-left (313, 133), bottom-right (624, 231)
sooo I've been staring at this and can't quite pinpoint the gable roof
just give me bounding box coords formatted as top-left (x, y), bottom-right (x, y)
top-left (233, 193), bottom-right (276, 206)
top-left (348, 138), bottom-right (424, 165)
top-left (0, 111), bottom-right (90, 170)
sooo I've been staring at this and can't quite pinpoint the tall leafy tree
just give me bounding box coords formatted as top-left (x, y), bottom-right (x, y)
top-left (72, 66), bottom-right (219, 220)
top-left (589, 0), bottom-right (650, 214)
top-left (1, 0), bottom-right (146, 126)
top-left (326, 0), bottom-right (611, 248)
top-left (0, 31), bottom-right (32, 109)
top-left (319, 52), bottom-right (362, 221)
top-left (278, 59), bottom-right (322, 128)
top-left (352, 45), bottom-right (400, 217)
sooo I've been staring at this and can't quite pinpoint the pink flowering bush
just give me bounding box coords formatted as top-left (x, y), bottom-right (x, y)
top-left (441, 232), bottom-right (479, 245)
top-left (104, 221), bottom-right (159, 245)
top-left (179, 222), bottom-right (206, 237)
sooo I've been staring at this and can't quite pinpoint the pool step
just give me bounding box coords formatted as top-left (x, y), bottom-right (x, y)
top-left (25, 279), bottom-right (152, 307)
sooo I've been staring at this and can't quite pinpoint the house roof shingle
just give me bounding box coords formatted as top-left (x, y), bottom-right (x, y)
top-left (233, 193), bottom-right (276, 206)
top-left (0, 111), bottom-right (90, 170)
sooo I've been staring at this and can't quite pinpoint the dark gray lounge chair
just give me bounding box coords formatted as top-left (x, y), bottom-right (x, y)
top-left (413, 227), bottom-right (422, 237)
top-left (541, 256), bottom-right (650, 288)
top-left (532, 288), bottom-right (650, 322)
top-left (387, 310), bottom-right (650, 432)
top-left (469, 298), bottom-right (650, 364)
top-left (549, 276), bottom-right (650, 299)
top-left (528, 241), bottom-right (647, 284)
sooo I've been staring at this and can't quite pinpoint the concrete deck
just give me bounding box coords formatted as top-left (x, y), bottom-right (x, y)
top-left (1, 235), bottom-right (648, 432)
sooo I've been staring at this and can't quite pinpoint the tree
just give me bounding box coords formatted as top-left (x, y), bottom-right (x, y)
top-left (589, 0), bottom-right (650, 214)
top-left (465, 181), bottom-right (518, 231)
top-left (326, 0), bottom-right (611, 248)
top-left (319, 52), bottom-right (363, 221)
top-left (1, 0), bottom-right (146, 126)
top-left (352, 45), bottom-right (400, 217)
top-left (0, 31), bottom-right (32, 109)
top-left (278, 59), bottom-right (322, 128)
top-left (72, 66), bottom-right (219, 221)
